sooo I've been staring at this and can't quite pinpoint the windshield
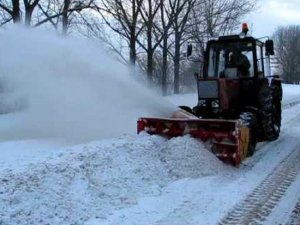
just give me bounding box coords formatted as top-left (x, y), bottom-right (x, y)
top-left (207, 42), bottom-right (254, 78)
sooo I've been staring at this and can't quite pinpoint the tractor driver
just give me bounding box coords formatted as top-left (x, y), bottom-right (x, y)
top-left (229, 50), bottom-right (251, 77)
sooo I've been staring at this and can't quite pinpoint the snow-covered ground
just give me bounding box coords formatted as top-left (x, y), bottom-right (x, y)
top-left (1, 28), bottom-right (300, 225)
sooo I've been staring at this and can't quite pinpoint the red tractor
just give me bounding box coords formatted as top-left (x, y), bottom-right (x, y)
top-left (138, 26), bottom-right (282, 166)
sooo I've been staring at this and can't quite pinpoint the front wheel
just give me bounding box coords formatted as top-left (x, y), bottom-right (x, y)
top-left (240, 112), bottom-right (257, 157)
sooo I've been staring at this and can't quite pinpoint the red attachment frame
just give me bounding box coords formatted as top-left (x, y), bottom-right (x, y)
top-left (137, 117), bottom-right (244, 166)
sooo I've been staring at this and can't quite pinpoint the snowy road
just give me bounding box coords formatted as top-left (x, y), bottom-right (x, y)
top-left (220, 143), bottom-right (300, 225)
top-left (286, 199), bottom-right (300, 225)
top-left (221, 98), bottom-right (300, 225)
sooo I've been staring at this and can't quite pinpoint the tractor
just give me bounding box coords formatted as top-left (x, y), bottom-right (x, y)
top-left (138, 24), bottom-right (282, 166)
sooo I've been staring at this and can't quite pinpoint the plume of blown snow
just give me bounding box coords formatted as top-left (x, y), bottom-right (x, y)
top-left (0, 26), bottom-right (176, 143)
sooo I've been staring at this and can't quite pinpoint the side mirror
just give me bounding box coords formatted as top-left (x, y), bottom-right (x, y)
top-left (265, 40), bottom-right (274, 56)
top-left (187, 44), bottom-right (193, 57)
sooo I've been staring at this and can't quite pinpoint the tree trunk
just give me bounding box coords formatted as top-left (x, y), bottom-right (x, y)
top-left (24, 7), bottom-right (33, 26)
top-left (12, 0), bottom-right (21, 23)
top-left (147, 24), bottom-right (153, 85)
top-left (174, 33), bottom-right (181, 94)
top-left (162, 29), bottom-right (168, 96)
top-left (146, 0), bottom-right (153, 86)
top-left (24, 0), bottom-right (40, 26)
top-left (129, 29), bottom-right (137, 66)
top-left (62, 0), bottom-right (71, 36)
top-left (129, 0), bottom-right (137, 66)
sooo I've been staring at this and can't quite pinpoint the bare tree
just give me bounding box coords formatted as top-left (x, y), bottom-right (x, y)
top-left (24, 0), bottom-right (40, 26)
top-left (137, 0), bottom-right (162, 84)
top-left (160, 0), bottom-right (175, 95)
top-left (61, 0), bottom-right (71, 34)
top-left (172, 0), bottom-right (196, 94)
top-left (0, 0), bottom-right (41, 26)
top-left (0, 0), bottom-right (21, 24)
top-left (188, 0), bottom-right (256, 56)
top-left (95, 0), bottom-right (144, 66)
top-left (0, 0), bottom-right (94, 33)
top-left (273, 25), bottom-right (300, 83)
top-left (0, 0), bottom-right (258, 94)
top-left (36, 0), bottom-right (59, 29)
top-left (36, 0), bottom-right (95, 33)
top-left (156, 0), bottom-right (256, 94)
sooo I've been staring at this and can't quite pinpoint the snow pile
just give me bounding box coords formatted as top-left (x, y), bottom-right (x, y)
top-left (0, 135), bottom-right (227, 225)
top-left (0, 27), bottom-right (176, 143)
top-left (159, 135), bottom-right (226, 178)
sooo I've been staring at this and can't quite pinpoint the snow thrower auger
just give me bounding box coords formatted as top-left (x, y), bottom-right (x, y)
top-left (138, 24), bottom-right (282, 166)
top-left (138, 110), bottom-right (252, 166)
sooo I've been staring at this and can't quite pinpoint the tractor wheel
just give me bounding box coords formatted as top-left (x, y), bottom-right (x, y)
top-left (272, 83), bottom-right (282, 137)
top-left (258, 83), bottom-right (280, 141)
top-left (240, 112), bottom-right (257, 157)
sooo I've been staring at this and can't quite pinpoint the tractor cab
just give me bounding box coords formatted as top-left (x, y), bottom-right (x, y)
top-left (202, 24), bottom-right (274, 79)
top-left (193, 26), bottom-right (276, 120)
top-left (205, 36), bottom-right (263, 79)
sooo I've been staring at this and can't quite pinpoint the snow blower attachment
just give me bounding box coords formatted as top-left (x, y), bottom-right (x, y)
top-left (138, 24), bottom-right (282, 166)
top-left (138, 113), bottom-right (251, 166)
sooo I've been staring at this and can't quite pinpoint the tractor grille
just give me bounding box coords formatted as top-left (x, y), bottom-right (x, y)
top-left (198, 80), bottom-right (218, 99)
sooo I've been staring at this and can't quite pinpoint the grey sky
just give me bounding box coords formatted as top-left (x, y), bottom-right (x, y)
top-left (245, 0), bottom-right (300, 37)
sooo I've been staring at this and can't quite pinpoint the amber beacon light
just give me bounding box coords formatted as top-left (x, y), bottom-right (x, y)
top-left (242, 23), bottom-right (249, 35)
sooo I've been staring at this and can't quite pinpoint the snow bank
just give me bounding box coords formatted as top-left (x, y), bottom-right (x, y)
top-left (159, 135), bottom-right (226, 178)
top-left (0, 26), bottom-right (176, 143)
top-left (0, 135), bottom-right (227, 225)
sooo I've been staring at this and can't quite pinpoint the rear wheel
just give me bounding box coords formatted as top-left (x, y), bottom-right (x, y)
top-left (258, 82), bottom-right (280, 141)
top-left (272, 83), bottom-right (282, 138)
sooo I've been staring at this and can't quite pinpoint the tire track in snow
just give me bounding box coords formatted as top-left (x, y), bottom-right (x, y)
top-left (286, 198), bottom-right (300, 225)
top-left (282, 99), bottom-right (300, 110)
top-left (218, 144), bottom-right (300, 225)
